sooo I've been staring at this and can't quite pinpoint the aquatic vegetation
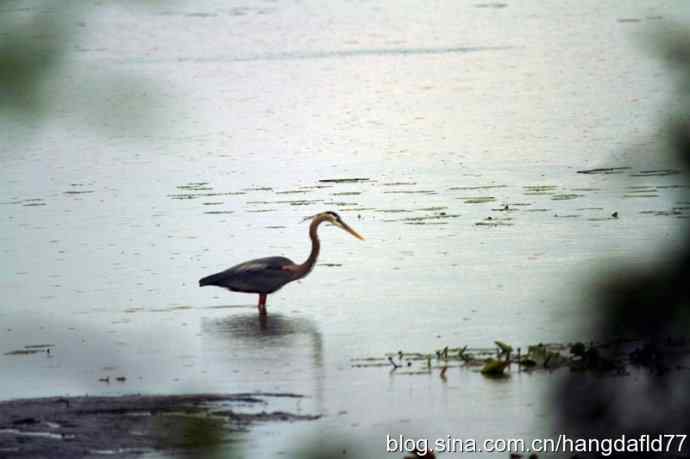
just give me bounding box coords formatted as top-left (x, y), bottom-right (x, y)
top-left (480, 359), bottom-right (510, 377)
top-left (463, 196), bottom-right (495, 204)
top-left (275, 190), bottom-right (309, 195)
top-left (4, 344), bottom-right (54, 356)
top-left (576, 167), bottom-right (631, 175)
top-left (475, 216), bottom-right (513, 226)
top-left (551, 194), bottom-right (581, 201)
top-left (630, 169), bottom-right (681, 177)
top-left (318, 178), bottom-right (370, 183)
top-left (352, 337), bottom-right (689, 379)
top-left (382, 181), bottom-right (417, 186)
top-left (523, 185), bottom-right (558, 195)
top-left (63, 190), bottom-right (95, 195)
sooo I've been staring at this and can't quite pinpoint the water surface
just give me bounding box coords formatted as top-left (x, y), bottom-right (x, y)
top-left (2, 1), bottom-right (689, 457)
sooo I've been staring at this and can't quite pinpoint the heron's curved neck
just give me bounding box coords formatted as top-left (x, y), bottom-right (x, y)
top-left (296, 216), bottom-right (325, 278)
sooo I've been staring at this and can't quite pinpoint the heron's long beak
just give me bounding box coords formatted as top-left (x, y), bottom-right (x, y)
top-left (338, 221), bottom-right (365, 240)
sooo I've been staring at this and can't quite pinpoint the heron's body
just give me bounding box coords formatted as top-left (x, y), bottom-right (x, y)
top-left (199, 211), bottom-right (363, 315)
top-left (199, 256), bottom-right (297, 294)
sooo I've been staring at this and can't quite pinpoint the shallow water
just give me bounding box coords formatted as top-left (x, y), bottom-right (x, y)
top-left (2, 0), bottom-right (690, 457)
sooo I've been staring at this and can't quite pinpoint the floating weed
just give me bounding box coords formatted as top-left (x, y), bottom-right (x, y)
top-left (168, 191), bottom-right (245, 200)
top-left (658, 184), bottom-right (690, 189)
top-left (265, 225), bottom-right (286, 229)
top-left (587, 217), bottom-right (619, 222)
top-left (480, 359), bottom-right (510, 377)
top-left (376, 209), bottom-right (413, 213)
top-left (176, 182), bottom-right (211, 191)
top-left (63, 190), bottom-right (95, 195)
top-left (354, 338), bottom-right (681, 379)
top-left (623, 194), bottom-right (658, 198)
top-left (4, 349), bottom-right (43, 356)
top-left (491, 205), bottom-right (518, 212)
top-left (640, 210), bottom-right (685, 217)
top-left (5, 344), bottom-right (54, 356)
top-left (577, 167), bottom-right (631, 175)
top-left (319, 178), bottom-right (370, 183)
top-left (246, 209), bottom-right (276, 213)
top-left (462, 197), bottom-right (495, 204)
top-left (630, 169), bottom-right (681, 177)
top-left (417, 206), bottom-right (448, 212)
top-left (242, 187), bottom-right (272, 192)
top-left (203, 210), bottom-right (234, 215)
top-left (475, 217), bottom-right (513, 226)
top-left (401, 214), bottom-right (460, 223)
top-left (405, 221), bottom-right (449, 225)
top-left (331, 192), bottom-right (362, 196)
top-left (525, 208), bottom-right (551, 212)
top-left (571, 188), bottom-right (601, 192)
top-left (299, 185), bottom-right (333, 190)
top-left (382, 181), bottom-right (416, 186)
top-left (275, 190), bottom-right (309, 195)
top-left (201, 202), bottom-right (223, 206)
top-left (551, 194), bottom-right (581, 201)
top-left (523, 185), bottom-right (558, 195)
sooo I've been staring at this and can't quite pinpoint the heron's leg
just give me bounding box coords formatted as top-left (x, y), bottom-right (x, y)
top-left (258, 294), bottom-right (267, 316)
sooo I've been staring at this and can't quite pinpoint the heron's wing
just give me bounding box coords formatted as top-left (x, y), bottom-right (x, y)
top-left (231, 256), bottom-right (295, 272)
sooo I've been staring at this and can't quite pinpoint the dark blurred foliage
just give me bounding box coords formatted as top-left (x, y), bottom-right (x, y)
top-left (0, 1), bottom-right (69, 116)
top-left (0, 0), bottom-right (162, 135)
top-left (556, 27), bottom-right (690, 459)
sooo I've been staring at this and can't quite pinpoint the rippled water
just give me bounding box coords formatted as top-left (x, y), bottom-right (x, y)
top-left (2, 0), bottom-right (689, 457)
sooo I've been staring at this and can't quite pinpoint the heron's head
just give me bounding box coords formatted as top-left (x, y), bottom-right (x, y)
top-left (308, 211), bottom-right (365, 240)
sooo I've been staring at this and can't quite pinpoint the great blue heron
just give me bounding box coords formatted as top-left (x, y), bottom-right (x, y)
top-left (199, 211), bottom-right (364, 315)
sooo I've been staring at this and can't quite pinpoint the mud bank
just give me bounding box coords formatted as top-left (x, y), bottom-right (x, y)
top-left (0, 393), bottom-right (319, 458)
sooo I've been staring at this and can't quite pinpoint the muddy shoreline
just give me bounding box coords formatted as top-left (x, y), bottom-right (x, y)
top-left (0, 393), bottom-right (319, 458)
